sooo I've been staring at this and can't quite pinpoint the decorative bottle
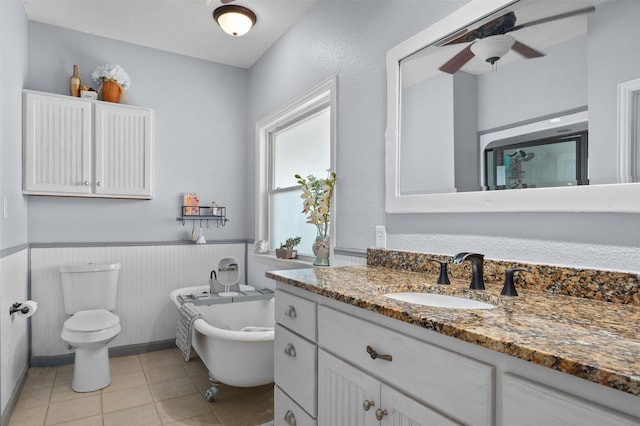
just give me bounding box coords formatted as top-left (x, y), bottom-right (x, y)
top-left (70, 65), bottom-right (81, 97)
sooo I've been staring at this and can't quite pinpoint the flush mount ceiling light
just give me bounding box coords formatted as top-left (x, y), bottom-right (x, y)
top-left (470, 34), bottom-right (515, 66)
top-left (213, 5), bottom-right (257, 37)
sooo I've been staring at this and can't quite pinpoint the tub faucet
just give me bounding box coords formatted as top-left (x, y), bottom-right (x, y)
top-left (453, 252), bottom-right (485, 290)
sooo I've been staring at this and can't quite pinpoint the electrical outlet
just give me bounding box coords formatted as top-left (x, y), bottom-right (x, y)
top-left (375, 225), bottom-right (387, 248)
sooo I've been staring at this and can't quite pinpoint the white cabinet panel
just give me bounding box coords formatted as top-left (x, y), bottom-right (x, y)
top-left (275, 289), bottom-right (317, 341)
top-left (275, 385), bottom-right (317, 426)
top-left (318, 349), bottom-right (380, 426)
top-left (94, 103), bottom-right (152, 197)
top-left (23, 90), bottom-right (153, 199)
top-left (23, 91), bottom-right (92, 194)
top-left (381, 384), bottom-right (459, 426)
top-left (502, 374), bottom-right (640, 426)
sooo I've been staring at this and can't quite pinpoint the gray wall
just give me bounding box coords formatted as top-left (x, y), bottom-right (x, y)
top-left (0, 0), bottom-right (29, 250)
top-left (248, 0), bottom-right (640, 272)
top-left (25, 23), bottom-right (250, 243)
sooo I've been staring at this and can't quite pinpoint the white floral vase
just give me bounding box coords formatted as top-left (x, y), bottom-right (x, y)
top-left (312, 224), bottom-right (330, 266)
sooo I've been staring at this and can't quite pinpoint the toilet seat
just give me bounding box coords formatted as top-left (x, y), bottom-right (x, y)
top-left (64, 309), bottom-right (119, 333)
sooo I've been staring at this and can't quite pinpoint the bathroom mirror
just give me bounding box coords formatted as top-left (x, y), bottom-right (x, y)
top-left (385, 0), bottom-right (640, 213)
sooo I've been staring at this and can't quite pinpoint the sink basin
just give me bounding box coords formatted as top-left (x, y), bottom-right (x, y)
top-left (384, 292), bottom-right (495, 310)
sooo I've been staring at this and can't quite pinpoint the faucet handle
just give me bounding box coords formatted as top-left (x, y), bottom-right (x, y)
top-left (501, 268), bottom-right (530, 296)
top-left (427, 258), bottom-right (450, 285)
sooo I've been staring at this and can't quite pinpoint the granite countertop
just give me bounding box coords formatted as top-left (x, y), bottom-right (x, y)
top-left (267, 265), bottom-right (640, 396)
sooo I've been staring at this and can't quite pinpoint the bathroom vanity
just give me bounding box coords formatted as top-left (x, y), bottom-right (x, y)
top-left (270, 250), bottom-right (640, 425)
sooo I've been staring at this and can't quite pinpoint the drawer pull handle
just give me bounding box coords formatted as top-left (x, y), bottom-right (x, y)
top-left (285, 305), bottom-right (297, 318)
top-left (366, 345), bottom-right (392, 362)
top-left (284, 410), bottom-right (297, 425)
top-left (284, 343), bottom-right (297, 357)
top-left (83, 180), bottom-right (90, 186)
top-left (375, 408), bottom-right (388, 421)
top-left (363, 399), bottom-right (375, 411)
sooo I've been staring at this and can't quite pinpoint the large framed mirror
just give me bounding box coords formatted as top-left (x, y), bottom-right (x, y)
top-left (385, 0), bottom-right (640, 213)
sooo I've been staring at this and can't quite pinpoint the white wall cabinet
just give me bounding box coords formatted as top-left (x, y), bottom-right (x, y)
top-left (23, 90), bottom-right (153, 198)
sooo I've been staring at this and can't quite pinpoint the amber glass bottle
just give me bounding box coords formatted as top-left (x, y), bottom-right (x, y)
top-left (70, 65), bottom-right (81, 97)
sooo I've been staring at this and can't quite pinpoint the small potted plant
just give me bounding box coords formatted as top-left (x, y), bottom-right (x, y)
top-left (275, 236), bottom-right (301, 259)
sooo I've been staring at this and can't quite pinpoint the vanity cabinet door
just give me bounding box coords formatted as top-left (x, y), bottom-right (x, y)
top-left (94, 102), bottom-right (153, 198)
top-left (23, 91), bottom-right (93, 195)
top-left (318, 349), bottom-right (380, 426)
top-left (502, 374), bottom-right (640, 426)
top-left (381, 384), bottom-right (460, 426)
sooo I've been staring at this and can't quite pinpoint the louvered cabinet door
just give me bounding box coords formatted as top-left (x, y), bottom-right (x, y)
top-left (94, 102), bottom-right (153, 198)
top-left (23, 91), bottom-right (93, 195)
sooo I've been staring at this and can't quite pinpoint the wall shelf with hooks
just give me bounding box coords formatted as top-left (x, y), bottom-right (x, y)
top-left (177, 206), bottom-right (229, 228)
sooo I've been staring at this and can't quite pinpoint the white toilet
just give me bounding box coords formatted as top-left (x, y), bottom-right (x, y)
top-left (59, 263), bottom-right (122, 392)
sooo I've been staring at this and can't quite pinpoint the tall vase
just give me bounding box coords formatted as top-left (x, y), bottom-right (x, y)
top-left (102, 80), bottom-right (121, 103)
top-left (312, 224), bottom-right (330, 266)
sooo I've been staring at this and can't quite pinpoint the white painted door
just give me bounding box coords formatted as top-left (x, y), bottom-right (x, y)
top-left (94, 102), bottom-right (153, 198)
top-left (23, 91), bottom-right (92, 195)
top-left (318, 350), bottom-right (380, 426)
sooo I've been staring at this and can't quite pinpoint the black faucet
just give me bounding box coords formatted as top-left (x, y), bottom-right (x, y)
top-left (427, 258), bottom-right (450, 285)
top-left (501, 268), bottom-right (530, 296)
top-left (453, 252), bottom-right (485, 290)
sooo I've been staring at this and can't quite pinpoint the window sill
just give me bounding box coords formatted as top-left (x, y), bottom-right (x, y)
top-left (250, 252), bottom-right (315, 269)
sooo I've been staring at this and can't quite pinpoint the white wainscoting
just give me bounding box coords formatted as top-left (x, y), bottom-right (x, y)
top-left (30, 244), bottom-right (245, 358)
top-left (0, 249), bottom-right (29, 417)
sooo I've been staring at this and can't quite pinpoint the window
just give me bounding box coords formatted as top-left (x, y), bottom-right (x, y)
top-left (255, 76), bottom-right (336, 258)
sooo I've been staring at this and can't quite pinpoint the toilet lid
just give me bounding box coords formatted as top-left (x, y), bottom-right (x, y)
top-left (64, 309), bottom-right (119, 332)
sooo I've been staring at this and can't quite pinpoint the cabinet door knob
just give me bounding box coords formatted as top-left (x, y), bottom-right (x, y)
top-left (284, 343), bottom-right (297, 358)
top-left (284, 409), bottom-right (297, 425)
top-left (285, 305), bottom-right (297, 318)
top-left (363, 399), bottom-right (375, 411)
top-left (83, 180), bottom-right (90, 186)
top-left (96, 181), bottom-right (102, 187)
top-left (375, 408), bottom-right (388, 421)
top-left (366, 345), bottom-right (393, 362)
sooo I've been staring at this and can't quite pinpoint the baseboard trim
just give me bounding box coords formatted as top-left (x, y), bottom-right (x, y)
top-left (0, 364), bottom-right (29, 426)
top-left (30, 339), bottom-right (177, 367)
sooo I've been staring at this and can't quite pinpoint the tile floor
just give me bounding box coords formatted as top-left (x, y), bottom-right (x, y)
top-left (8, 348), bottom-right (274, 426)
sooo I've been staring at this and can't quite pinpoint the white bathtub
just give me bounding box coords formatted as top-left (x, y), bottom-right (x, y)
top-left (170, 285), bottom-right (274, 400)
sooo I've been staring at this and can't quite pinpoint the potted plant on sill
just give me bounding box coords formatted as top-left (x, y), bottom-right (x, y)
top-left (275, 236), bottom-right (301, 259)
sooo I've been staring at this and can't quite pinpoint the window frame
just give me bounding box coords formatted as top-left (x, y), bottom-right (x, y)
top-left (255, 76), bottom-right (337, 260)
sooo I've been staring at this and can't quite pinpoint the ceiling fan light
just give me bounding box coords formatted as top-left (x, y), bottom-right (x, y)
top-left (213, 5), bottom-right (256, 37)
top-left (470, 34), bottom-right (515, 64)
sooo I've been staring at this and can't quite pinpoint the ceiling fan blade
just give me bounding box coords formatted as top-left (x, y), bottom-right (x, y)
top-left (439, 45), bottom-right (475, 74)
top-left (511, 40), bottom-right (545, 58)
top-left (445, 12), bottom-right (517, 45)
top-left (509, 6), bottom-right (596, 32)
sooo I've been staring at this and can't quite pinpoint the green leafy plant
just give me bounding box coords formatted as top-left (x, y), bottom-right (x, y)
top-left (280, 236), bottom-right (301, 250)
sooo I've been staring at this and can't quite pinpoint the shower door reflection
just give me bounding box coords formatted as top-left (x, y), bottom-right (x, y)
top-left (485, 132), bottom-right (588, 190)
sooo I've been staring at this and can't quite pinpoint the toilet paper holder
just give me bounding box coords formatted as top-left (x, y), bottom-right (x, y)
top-left (9, 302), bottom-right (31, 316)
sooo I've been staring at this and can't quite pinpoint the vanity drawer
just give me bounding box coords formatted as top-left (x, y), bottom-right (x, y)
top-left (275, 385), bottom-right (317, 426)
top-left (317, 306), bottom-right (494, 426)
top-left (275, 324), bottom-right (317, 416)
top-left (276, 290), bottom-right (317, 341)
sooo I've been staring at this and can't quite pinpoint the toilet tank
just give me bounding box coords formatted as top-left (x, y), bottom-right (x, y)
top-left (59, 263), bottom-right (121, 315)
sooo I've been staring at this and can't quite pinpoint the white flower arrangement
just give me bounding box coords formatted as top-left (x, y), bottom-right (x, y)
top-left (92, 64), bottom-right (131, 91)
top-left (295, 170), bottom-right (336, 237)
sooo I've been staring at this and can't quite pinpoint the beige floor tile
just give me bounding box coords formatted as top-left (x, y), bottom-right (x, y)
top-left (155, 393), bottom-right (214, 424)
top-left (23, 367), bottom-right (57, 391)
top-left (50, 415), bottom-right (103, 426)
top-left (109, 354), bottom-right (142, 375)
top-left (182, 359), bottom-right (208, 378)
top-left (54, 365), bottom-right (74, 386)
top-left (150, 376), bottom-right (199, 402)
top-left (145, 363), bottom-right (188, 384)
top-left (101, 384), bottom-right (153, 413)
top-left (15, 386), bottom-right (52, 410)
top-left (163, 412), bottom-right (222, 425)
top-left (102, 369), bottom-right (147, 394)
top-left (103, 403), bottom-right (161, 426)
top-left (44, 395), bottom-right (101, 425)
top-left (8, 405), bottom-right (47, 426)
top-left (50, 383), bottom-right (99, 404)
top-left (139, 349), bottom-right (181, 370)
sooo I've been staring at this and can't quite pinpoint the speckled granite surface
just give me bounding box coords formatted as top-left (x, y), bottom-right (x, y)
top-left (267, 254), bottom-right (640, 396)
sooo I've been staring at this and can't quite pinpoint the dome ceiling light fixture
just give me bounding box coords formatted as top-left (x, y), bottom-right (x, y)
top-left (470, 34), bottom-right (516, 69)
top-left (213, 4), bottom-right (257, 37)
